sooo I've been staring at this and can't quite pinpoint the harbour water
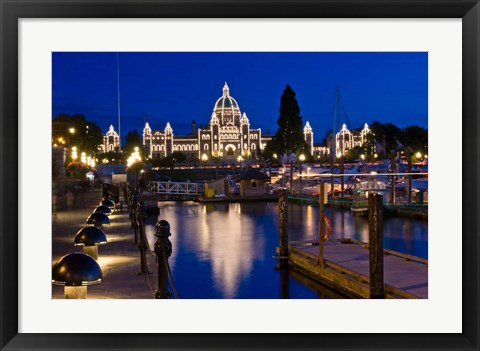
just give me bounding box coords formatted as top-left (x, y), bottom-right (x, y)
top-left (144, 201), bottom-right (428, 299)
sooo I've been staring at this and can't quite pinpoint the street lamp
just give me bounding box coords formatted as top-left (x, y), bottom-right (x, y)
top-left (299, 154), bottom-right (305, 195)
top-left (71, 146), bottom-right (78, 160)
top-left (69, 128), bottom-right (75, 134)
top-left (416, 152), bottom-right (422, 160)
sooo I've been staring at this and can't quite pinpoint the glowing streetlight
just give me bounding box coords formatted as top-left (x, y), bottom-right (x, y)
top-left (374, 153), bottom-right (378, 159)
top-left (81, 152), bottom-right (87, 164)
top-left (71, 146), bottom-right (78, 160)
top-left (299, 154), bottom-right (306, 195)
top-left (360, 154), bottom-right (365, 161)
top-left (201, 154), bottom-right (208, 162)
top-left (69, 128), bottom-right (75, 134)
top-left (416, 152), bottom-right (422, 159)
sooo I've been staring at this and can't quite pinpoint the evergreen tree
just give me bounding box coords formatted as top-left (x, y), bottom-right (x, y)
top-left (123, 129), bottom-right (143, 160)
top-left (267, 84), bottom-right (308, 157)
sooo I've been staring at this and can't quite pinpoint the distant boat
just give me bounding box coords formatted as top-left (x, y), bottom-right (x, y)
top-left (351, 180), bottom-right (388, 215)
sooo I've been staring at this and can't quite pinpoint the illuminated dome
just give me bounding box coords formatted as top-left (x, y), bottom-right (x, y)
top-left (213, 82), bottom-right (240, 114)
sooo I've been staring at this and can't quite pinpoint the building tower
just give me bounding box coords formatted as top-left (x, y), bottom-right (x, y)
top-left (191, 120), bottom-right (197, 136)
top-left (164, 122), bottom-right (173, 156)
top-left (240, 112), bottom-right (250, 157)
top-left (304, 121), bottom-right (314, 155)
top-left (143, 122), bottom-right (152, 158)
top-left (102, 125), bottom-right (121, 152)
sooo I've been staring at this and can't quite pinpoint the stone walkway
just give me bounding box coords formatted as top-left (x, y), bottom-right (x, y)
top-left (52, 190), bottom-right (158, 299)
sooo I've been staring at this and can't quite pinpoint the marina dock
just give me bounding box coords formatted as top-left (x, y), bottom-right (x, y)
top-left (289, 238), bottom-right (427, 299)
top-left (277, 185), bottom-right (428, 299)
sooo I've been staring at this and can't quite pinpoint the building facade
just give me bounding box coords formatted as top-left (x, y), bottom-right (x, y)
top-left (142, 83), bottom-right (315, 161)
top-left (312, 123), bottom-right (373, 159)
top-left (98, 125), bottom-right (121, 153)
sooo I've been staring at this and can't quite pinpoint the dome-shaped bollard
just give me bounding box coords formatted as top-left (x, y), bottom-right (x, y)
top-left (101, 198), bottom-right (116, 212)
top-left (86, 212), bottom-right (110, 228)
top-left (74, 226), bottom-right (107, 260)
top-left (93, 205), bottom-right (112, 216)
top-left (52, 253), bottom-right (102, 299)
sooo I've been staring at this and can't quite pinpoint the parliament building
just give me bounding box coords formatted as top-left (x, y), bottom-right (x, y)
top-left (142, 82), bottom-right (314, 161)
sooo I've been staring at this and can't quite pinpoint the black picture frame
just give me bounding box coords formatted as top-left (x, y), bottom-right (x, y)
top-left (1, 1), bottom-right (478, 350)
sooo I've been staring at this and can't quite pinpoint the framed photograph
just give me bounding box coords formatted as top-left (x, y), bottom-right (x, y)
top-left (1, 0), bottom-right (478, 350)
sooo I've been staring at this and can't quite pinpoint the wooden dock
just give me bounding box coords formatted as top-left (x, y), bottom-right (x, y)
top-left (288, 238), bottom-right (428, 299)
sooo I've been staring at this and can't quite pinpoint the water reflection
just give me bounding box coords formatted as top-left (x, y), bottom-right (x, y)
top-left (144, 201), bottom-right (427, 299)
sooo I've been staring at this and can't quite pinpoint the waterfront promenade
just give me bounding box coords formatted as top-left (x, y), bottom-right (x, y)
top-left (52, 190), bottom-right (157, 299)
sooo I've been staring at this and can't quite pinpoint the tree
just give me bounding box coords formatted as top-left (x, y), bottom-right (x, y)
top-left (52, 114), bottom-right (103, 153)
top-left (123, 129), bottom-right (143, 161)
top-left (266, 84), bottom-right (309, 157)
top-left (400, 125), bottom-right (428, 154)
top-left (344, 146), bottom-right (363, 162)
top-left (150, 152), bottom-right (187, 169)
top-left (97, 151), bottom-right (123, 165)
top-left (369, 121), bottom-right (402, 155)
top-left (169, 151), bottom-right (187, 163)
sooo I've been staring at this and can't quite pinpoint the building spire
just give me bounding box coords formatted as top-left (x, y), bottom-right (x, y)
top-left (223, 82), bottom-right (229, 97)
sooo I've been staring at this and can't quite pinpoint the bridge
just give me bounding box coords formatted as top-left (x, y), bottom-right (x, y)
top-left (149, 181), bottom-right (204, 195)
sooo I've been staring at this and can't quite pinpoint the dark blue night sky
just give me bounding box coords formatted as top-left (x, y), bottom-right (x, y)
top-left (52, 52), bottom-right (427, 143)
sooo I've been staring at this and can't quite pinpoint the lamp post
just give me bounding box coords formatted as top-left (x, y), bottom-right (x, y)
top-left (71, 146), bottom-right (78, 160)
top-left (201, 153), bottom-right (208, 169)
top-left (299, 154), bottom-right (305, 195)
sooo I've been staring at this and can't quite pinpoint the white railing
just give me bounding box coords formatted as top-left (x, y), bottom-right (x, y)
top-left (149, 181), bottom-right (204, 195)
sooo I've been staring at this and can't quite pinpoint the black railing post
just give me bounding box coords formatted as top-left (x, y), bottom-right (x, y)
top-left (130, 192), bottom-right (139, 245)
top-left (154, 220), bottom-right (172, 299)
top-left (136, 202), bottom-right (150, 275)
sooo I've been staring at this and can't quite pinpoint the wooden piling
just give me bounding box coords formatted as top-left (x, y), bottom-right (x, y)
top-left (407, 155), bottom-right (412, 204)
top-left (278, 188), bottom-right (289, 264)
top-left (330, 156), bottom-right (334, 199)
top-left (389, 155), bottom-right (395, 204)
top-left (368, 193), bottom-right (384, 298)
top-left (318, 182), bottom-right (326, 268)
top-left (340, 158), bottom-right (344, 197)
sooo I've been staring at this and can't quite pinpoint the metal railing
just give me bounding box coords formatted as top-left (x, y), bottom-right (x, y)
top-left (124, 184), bottom-right (179, 299)
top-left (149, 181), bottom-right (204, 195)
top-left (287, 172), bottom-right (428, 206)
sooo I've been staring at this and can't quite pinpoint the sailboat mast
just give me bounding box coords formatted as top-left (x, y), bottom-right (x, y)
top-left (117, 53), bottom-right (121, 149)
top-left (331, 88), bottom-right (339, 160)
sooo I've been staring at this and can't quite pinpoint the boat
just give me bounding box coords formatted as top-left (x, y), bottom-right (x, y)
top-left (351, 180), bottom-right (388, 215)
